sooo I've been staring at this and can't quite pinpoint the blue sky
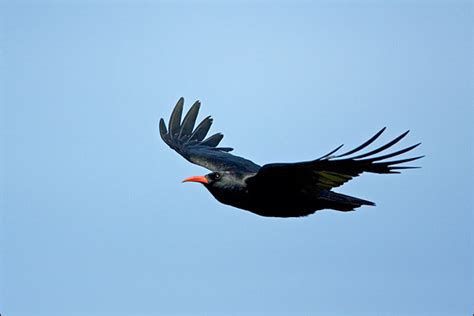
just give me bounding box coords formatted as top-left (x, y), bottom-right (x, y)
top-left (1, 1), bottom-right (473, 315)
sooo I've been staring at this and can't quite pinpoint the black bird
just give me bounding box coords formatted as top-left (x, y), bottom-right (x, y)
top-left (159, 98), bottom-right (422, 217)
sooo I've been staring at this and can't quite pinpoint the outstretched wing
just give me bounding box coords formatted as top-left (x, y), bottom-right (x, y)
top-left (159, 98), bottom-right (260, 173)
top-left (246, 128), bottom-right (423, 192)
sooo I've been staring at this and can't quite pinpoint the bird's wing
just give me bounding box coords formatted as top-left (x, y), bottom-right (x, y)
top-left (159, 98), bottom-right (260, 173)
top-left (246, 128), bottom-right (423, 191)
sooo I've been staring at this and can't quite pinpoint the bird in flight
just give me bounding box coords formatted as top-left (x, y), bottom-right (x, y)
top-left (159, 98), bottom-right (422, 217)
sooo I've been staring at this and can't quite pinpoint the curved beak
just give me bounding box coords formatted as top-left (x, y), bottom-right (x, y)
top-left (182, 175), bottom-right (208, 184)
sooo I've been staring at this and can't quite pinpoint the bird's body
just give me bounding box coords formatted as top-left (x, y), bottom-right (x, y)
top-left (160, 98), bottom-right (422, 218)
top-left (201, 171), bottom-right (374, 217)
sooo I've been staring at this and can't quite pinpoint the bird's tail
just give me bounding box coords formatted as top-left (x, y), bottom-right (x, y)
top-left (319, 191), bottom-right (375, 212)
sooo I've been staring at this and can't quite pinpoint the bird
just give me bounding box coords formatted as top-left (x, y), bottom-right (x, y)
top-left (159, 98), bottom-right (423, 218)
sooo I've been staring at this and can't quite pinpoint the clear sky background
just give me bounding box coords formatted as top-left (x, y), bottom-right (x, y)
top-left (1, 1), bottom-right (473, 316)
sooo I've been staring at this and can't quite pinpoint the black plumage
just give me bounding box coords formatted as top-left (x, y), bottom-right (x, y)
top-left (159, 98), bottom-right (423, 217)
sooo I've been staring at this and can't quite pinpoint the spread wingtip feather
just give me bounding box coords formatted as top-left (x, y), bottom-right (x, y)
top-left (318, 129), bottom-right (422, 175)
top-left (201, 133), bottom-right (224, 147)
top-left (179, 100), bottom-right (201, 137)
top-left (159, 118), bottom-right (168, 139)
top-left (169, 98), bottom-right (184, 137)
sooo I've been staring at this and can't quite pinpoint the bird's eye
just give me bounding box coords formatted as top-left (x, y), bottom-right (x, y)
top-left (214, 173), bottom-right (221, 180)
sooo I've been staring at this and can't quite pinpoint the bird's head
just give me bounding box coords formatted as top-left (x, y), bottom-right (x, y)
top-left (182, 171), bottom-right (248, 202)
top-left (182, 171), bottom-right (234, 188)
